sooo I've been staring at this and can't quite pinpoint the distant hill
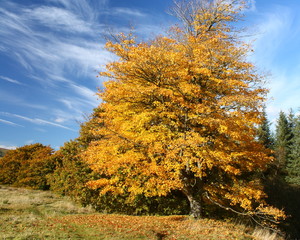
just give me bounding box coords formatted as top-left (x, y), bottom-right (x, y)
top-left (0, 148), bottom-right (10, 157)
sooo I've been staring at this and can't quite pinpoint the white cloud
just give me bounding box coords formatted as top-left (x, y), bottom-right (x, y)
top-left (69, 83), bottom-right (98, 104)
top-left (0, 118), bottom-right (23, 127)
top-left (0, 1), bottom-right (108, 123)
top-left (0, 89), bottom-right (47, 110)
top-left (252, 6), bottom-right (293, 68)
top-left (54, 117), bottom-right (66, 123)
top-left (58, 96), bottom-right (98, 116)
top-left (0, 75), bottom-right (23, 85)
top-left (0, 7), bottom-right (33, 36)
top-left (0, 112), bottom-right (76, 132)
top-left (0, 144), bottom-right (17, 150)
top-left (59, 99), bottom-right (75, 110)
top-left (48, 0), bottom-right (106, 21)
top-left (52, 108), bottom-right (85, 125)
top-left (53, 41), bottom-right (108, 75)
top-left (0, 0), bottom-right (159, 90)
top-left (24, 6), bottom-right (94, 34)
top-left (0, 0), bottom-right (169, 141)
top-left (112, 7), bottom-right (147, 17)
top-left (244, 0), bottom-right (256, 12)
top-left (0, 1), bottom-right (106, 81)
top-left (25, 139), bottom-right (35, 145)
top-left (247, 4), bottom-right (300, 123)
top-left (13, 53), bottom-right (33, 71)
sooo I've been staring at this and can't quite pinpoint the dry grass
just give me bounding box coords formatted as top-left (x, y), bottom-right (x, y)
top-left (252, 228), bottom-right (282, 240)
top-left (0, 185), bottom-right (284, 240)
top-left (49, 214), bottom-right (256, 240)
top-left (0, 185), bottom-right (95, 239)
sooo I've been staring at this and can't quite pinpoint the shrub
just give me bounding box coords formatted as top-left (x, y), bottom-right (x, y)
top-left (0, 143), bottom-right (55, 190)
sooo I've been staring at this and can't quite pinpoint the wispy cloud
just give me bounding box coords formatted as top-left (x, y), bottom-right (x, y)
top-left (0, 1), bottom-right (106, 81)
top-left (69, 83), bottom-right (98, 104)
top-left (48, 0), bottom-right (106, 22)
top-left (23, 6), bottom-right (94, 34)
top-left (0, 0), bottom-right (108, 120)
top-left (252, 5), bottom-right (293, 67)
top-left (112, 7), bottom-right (147, 17)
top-left (244, 0), bottom-right (256, 12)
top-left (25, 139), bottom-right (35, 145)
top-left (0, 0), bottom-right (159, 89)
top-left (0, 112), bottom-right (76, 131)
top-left (0, 89), bottom-right (47, 110)
top-left (58, 97), bottom-right (97, 116)
top-left (0, 75), bottom-right (24, 85)
top-left (0, 0), bottom-right (169, 148)
top-left (250, 4), bottom-right (300, 122)
top-left (0, 118), bottom-right (23, 127)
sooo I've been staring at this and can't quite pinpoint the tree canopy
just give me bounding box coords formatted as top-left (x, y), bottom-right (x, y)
top-left (0, 143), bottom-right (54, 189)
top-left (286, 115), bottom-right (300, 185)
top-left (82, 0), bottom-right (284, 222)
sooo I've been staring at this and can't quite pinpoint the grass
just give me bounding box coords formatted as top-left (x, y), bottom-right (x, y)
top-left (0, 148), bottom-right (10, 158)
top-left (0, 185), bottom-right (283, 240)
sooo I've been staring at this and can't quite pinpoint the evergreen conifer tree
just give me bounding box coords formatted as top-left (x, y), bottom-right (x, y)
top-left (287, 109), bottom-right (296, 141)
top-left (274, 111), bottom-right (293, 175)
top-left (257, 106), bottom-right (274, 150)
top-left (286, 114), bottom-right (300, 185)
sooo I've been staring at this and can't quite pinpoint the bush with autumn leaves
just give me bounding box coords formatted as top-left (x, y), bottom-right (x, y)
top-left (0, 143), bottom-right (55, 190)
top-left (47, 114), bottom-right (190, 216)
top-left (0, 119), bottom-right (189, 216)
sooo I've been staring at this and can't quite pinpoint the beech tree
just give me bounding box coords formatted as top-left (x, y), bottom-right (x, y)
top-left (83, 0), bottom-right (284, 221)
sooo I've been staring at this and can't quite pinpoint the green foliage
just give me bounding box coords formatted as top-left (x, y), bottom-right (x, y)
top-left (272, 109), bottom-right (300, 185)
top-left (264, 178), bottom-right (300, 239)
top-left (0, 143), bottom-right (54, 189)
top-left (0, 148), bottom-right (10, 158)
top-left (274, 111), bottom-right (293, 174)
top-left (286, 116), bottom-right (300, 185)
top-left (263, 108), bottom-right (300, 238)
top-left (47, 114), bottom-right (102, 204)
top-left (47, 140), bottom-right (95, 201)
top-left (257, 106), bottom-right (274, 150)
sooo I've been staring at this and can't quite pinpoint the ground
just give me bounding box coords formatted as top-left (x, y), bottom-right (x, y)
top-left (0, 185), bottom-right (280, 239)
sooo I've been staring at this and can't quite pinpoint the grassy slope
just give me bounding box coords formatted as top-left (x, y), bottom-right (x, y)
top-left (0, 185), bottom-right (280, 240)
top-left (0, 148), bottom-right (10, 157)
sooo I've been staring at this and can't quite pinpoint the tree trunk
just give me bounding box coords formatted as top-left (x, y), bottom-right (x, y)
top-left (186, 192), bottom-right (202, 218)
top-left (181, 175), bottom-right (203, 218)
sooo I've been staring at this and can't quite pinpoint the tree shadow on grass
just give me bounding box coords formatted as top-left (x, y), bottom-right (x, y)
top-left (264, 179), bottom-right (300, 239)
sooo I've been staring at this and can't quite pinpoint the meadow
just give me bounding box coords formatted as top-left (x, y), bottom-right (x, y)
top-left (0, 185), bottom-right (281, 240)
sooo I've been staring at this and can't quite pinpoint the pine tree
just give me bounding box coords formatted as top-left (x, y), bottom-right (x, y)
top-left (274, 111), bottom-right (293, 174)
top-left (257, 106), bottom-right (274, 150)
top-left (286, 115), bottom-right (300, 185)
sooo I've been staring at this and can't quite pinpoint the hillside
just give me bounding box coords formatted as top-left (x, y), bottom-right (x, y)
top-left (0, 185), bottom-right (282, 240)
top-left (0, 148), bottom-right (10, 157)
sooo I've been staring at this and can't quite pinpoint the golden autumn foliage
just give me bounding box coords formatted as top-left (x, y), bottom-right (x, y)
top-left (82, 0), bottom-right (285, 223)
top-left (0, 143), bottom-right (54, 189)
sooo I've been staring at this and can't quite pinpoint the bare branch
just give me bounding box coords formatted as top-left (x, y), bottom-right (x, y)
top-left (203, 192), bottom-right (284, 234)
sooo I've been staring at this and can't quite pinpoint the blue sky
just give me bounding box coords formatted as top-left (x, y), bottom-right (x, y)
top-left (0, 0), bottom-right (299, 149)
